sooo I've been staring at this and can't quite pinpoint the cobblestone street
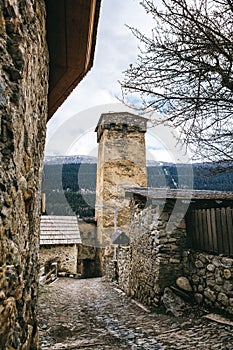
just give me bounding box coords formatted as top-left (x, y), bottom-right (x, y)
top-left (38, 277), bottom-right (233, 350)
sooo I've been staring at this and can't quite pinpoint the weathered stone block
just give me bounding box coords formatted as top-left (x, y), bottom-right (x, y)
top-left (214, 285), bottom-right (222, 293)
top-left (197, 268), bottom-right (206, 277)
top-left (206, 278), bottom-right (215, 287)
top-left (217, 292), bottom-right (229, 306)
top-left (197, 285), bottom-right (204, 293)
top-left (195, 260), bottom-right (204, 269)
top-left (194, 293), bottom-right (203, 304)
top-left (191, 275), bottom-right (200, 284)
top-left (212, 257), bottom-right (221, 267)
top-left (221, 258), bottom-right (233, 268)
top-left (176, 276), bottom-right (192, 292)
top-left (223, 280), bottom-right (233, 293)
top-left (207, 264), bottom-right (215, 272)
top-left (204, 288), bottom-right (216, 303)
top-left (223, 269), bottom-right (231, 279)
top-left (216, 277), bottom-right (224, 285)
top-left (170, 258), bottom-right (181, 264)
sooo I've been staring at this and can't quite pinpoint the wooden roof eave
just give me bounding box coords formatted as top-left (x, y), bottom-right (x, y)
top-left (45, 0), bottom-right (101, 120)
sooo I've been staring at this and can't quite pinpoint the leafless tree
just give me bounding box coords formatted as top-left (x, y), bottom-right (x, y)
top-left (120, 0), bottom-right (233, 165)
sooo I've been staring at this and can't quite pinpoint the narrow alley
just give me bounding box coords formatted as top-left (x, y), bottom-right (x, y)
top-left (38, 277), bottom-right (233, 350)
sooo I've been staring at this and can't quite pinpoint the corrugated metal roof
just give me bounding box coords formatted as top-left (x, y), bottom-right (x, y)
top-left (40, 216), bottom-right (81, 245)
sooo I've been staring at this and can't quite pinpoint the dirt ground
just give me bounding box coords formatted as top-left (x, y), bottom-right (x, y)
top-left (38, 277), bottom-right (233, 350)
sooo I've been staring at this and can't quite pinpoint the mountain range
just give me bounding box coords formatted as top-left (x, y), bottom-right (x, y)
top-left (42, 155), bottom-right (233, 217)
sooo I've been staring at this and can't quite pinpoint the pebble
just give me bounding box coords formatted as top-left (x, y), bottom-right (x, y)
top-left (38, 277), bottom-right (233, 349)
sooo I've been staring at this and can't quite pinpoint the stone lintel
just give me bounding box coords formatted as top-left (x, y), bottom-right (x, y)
top-left (95, 112), bottom-right (148, 143)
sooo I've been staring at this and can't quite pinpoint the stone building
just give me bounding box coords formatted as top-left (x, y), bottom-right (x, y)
top-left (95, 112), bottom-right (148, 248)
top-left (40, 215), bottom-right (102, 278)
top-left (0, 1), bottom-right (101, 348)
top-left (40, 216), bottom-right (81, 275)
top-left (95, 112), bottom-right (148, 276)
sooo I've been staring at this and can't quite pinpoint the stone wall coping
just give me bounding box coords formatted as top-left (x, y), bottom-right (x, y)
top-left (95, 112), bottom-right (148, 142)
top-left (123, 186), bottom-right (233, 200)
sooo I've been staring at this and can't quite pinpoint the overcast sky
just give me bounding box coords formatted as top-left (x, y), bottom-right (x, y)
top-left (47, 0), bottom-right (151, 135)
top-left (45, 0), bottom-right (192, 165)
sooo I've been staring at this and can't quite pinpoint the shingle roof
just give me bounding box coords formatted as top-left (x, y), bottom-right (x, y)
top-left (40, 216), bottom-right (81, 245)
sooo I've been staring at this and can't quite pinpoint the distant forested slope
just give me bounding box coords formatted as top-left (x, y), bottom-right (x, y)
top-left (148, 164), bottom-right (233, 192)
top-left (42, 163), bottom-right (97, 217)
top-left (42, 159), bottom-right (233, 217)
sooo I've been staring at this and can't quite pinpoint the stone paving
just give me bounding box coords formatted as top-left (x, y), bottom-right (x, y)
top-left (38, 277), bottom-right (233, 350)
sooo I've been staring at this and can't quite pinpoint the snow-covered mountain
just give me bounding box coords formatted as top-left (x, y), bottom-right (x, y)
top-left (44, 155), bottom-right (97, 165)
top-left (44, 155), bottom-right (175, 167)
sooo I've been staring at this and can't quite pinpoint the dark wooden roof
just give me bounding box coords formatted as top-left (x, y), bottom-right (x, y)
top-left (40, 216), bottom-right (81, 245)
top-left (45, 0), bottom-right (101, 120)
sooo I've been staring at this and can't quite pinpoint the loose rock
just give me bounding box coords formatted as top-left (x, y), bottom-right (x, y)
top-left (176, 276), bottom-right (192, 292)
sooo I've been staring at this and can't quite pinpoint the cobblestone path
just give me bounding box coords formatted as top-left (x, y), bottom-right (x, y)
top-left (38, 277), bottom-right (233, 350)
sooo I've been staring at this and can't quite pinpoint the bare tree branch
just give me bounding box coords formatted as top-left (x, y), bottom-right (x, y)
top-left (120, 0), bottom-right (233, 162)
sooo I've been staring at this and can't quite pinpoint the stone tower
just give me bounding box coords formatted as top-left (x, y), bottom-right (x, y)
top-left (95, 112), bottom-right (148, 247)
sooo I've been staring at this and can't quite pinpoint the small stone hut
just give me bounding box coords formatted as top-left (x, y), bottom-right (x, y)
top-left (40, 216), bottom-right (81, 274)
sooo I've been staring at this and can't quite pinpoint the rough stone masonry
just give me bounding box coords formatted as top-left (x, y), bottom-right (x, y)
top-left (95, 112), bottom-right (148, 247)
top-left (95, 112), bottom-right (148, 277)
top-left (0, 1), bottom-right (48, 348)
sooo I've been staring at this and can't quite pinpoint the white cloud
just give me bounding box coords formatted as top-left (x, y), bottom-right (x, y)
top-left (46, 0), bottom-right (187, 164)
top-left (47, 0), bottom-right (153, 136)
top-left (45, 103), bottom-right (136, 156)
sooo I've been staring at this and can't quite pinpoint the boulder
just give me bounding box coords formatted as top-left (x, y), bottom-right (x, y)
top-left (176, 276), bottom-right (192, 292)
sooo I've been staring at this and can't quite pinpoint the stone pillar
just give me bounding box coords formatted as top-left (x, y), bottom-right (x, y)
top-left (0, 1), bottom-right (48, 349)
top-left (95, 112), bottom-right (147, 248)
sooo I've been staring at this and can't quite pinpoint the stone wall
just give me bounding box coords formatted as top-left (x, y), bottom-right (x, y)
top-left (39, 245), bottom-right (78, 275)
top-left (118, 200), bottom-right (187, 306)
top-left (0, 1), bottom-right (48, 348)
top-left (117, 246), bottom-right (131, 292)
top-left (183, 251), bottom-right (233, 315)
top-left (117, 196), bottom-right (233, 316)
